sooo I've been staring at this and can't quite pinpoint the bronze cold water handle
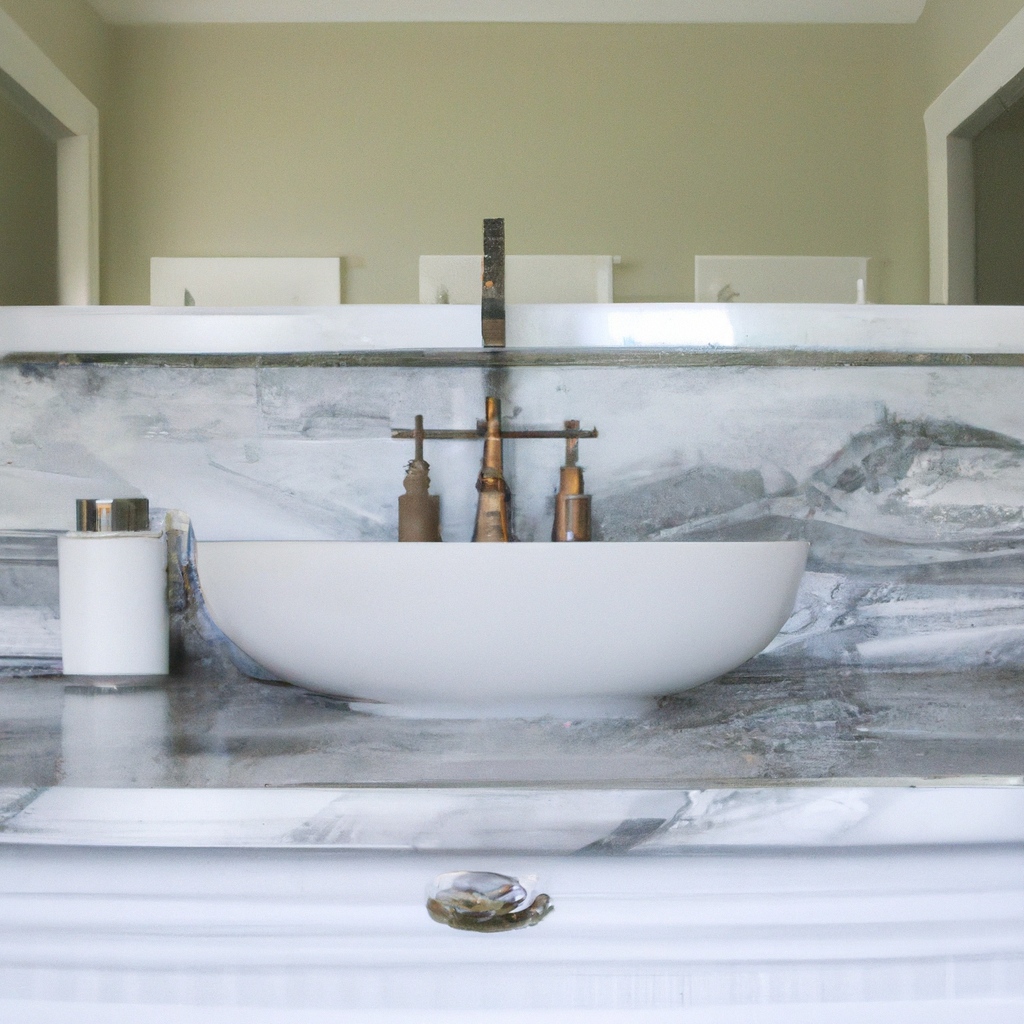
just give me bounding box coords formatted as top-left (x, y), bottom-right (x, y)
top-left (551, 420), bottom-right (592, 542)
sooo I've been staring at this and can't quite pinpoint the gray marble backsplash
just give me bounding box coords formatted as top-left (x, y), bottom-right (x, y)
top-left (3, 360), bottom-right (1024, 680)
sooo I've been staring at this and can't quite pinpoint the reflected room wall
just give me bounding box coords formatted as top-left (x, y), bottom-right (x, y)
top-left (101, 22), bottom-right (928, 306)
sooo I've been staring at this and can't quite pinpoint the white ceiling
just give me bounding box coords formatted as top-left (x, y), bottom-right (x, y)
top-left (85, 1), bottom-right (929, 26)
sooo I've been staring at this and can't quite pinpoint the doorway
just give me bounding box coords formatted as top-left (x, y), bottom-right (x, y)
top-left (0, 8), bottom-right (99, 304)
top-left (974, 95), bottom-right (1024, 304)
top-left (0, 87), bottom-right (57, 305)
top-left (925, 7), bottom-right (1024, 304)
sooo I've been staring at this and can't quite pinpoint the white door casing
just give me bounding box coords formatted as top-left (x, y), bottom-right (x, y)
top-left (926, 7), bottom-right (1024, 305)
top-left (0, 8), bottom-right (99, 305)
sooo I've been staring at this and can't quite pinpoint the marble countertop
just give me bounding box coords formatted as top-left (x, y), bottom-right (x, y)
top-left (2, 783), bottom-right (1023, 850)
top-left (0, 665), bottom-right (1022, 849)
top-left (2, 669), bottom-right (1022, 1010)
top-left (2, 666), bottom-right (1022, 790)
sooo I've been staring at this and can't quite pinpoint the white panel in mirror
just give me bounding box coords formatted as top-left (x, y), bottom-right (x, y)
top-left (150, 257), bottom-right (341, 306)
top-left (695, 255), bottom-right (876, 304)
top-left (420, 254), bottom-right (614, 304)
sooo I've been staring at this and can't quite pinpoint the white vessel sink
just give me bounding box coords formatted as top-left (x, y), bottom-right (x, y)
top-left (195, 541), bottom-right (808, 717)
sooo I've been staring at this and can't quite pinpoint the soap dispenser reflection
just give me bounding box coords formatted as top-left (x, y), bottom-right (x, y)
top-left (552, 421), bottom-right (591, 542)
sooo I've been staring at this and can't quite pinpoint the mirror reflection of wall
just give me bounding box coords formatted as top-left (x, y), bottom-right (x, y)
top-left (974, 95), bottom-right (1024, 305)
top-left (0, 88), bottom-right (57, 306)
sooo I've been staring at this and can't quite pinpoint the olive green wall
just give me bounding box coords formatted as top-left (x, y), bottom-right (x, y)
top-left (916, 0), bottom-right (1024, 106)
top-left (0, 92), bottom-right (57, 304)
top-left (0, 0), bottom-right (111, 108)
top-left (5, 3), bottom-right (1024, 306)
top-left (102, 23), bottom-right (927, 305)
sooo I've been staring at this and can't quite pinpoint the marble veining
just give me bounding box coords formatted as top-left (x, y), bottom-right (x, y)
top-left (6, 361), bottom-right (1024, 680)
top-left (1, 783), bottom-right (1022, 850)
top-left (1, 669), bottom-right (1023, 788)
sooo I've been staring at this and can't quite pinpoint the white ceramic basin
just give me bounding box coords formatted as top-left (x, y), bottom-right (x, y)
top-left (195, 541), bottom-right (808, 717)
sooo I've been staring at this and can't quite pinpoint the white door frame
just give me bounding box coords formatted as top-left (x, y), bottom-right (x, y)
top-left (926, 7), bottom-right (1024, 305)
top-left (0, 8), bottom-right (99, 304)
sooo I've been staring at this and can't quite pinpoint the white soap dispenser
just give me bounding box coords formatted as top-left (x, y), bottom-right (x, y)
top-left (58, 498), bottom-right (170, 676)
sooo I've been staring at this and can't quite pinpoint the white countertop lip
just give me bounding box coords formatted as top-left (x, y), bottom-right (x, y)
top-left (4, 303), bottom-right (1024, 355)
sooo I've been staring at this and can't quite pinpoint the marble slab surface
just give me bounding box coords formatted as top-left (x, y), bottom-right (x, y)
top-left (1, 668), bottom-right (1023, 789)
top-left (1, 783), bottom-right (1023, 850)
top-left (6, 358), bottom-right (1024, 681)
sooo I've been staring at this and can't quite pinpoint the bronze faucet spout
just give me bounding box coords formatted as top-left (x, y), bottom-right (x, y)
top-left (472, 397), bottom-right (512, 541)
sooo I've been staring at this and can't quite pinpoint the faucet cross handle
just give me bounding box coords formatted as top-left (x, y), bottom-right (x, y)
top-left (564, 419), bottom-right (580, 468)
top-left (413, 413), bottom-right (425, 463)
